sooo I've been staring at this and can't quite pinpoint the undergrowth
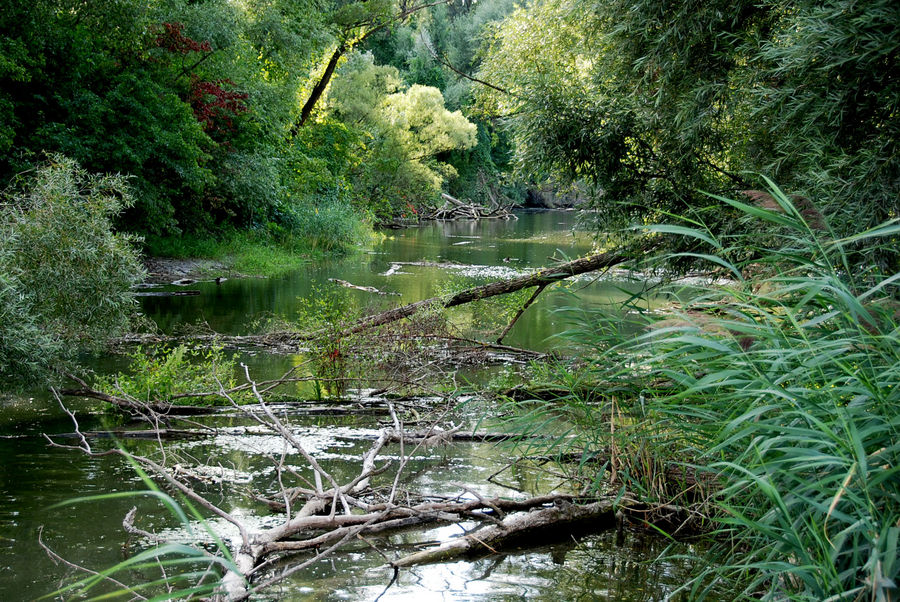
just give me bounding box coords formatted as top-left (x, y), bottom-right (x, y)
top-left (144, 202), bottom-right (372, 278)
top-left (96, 345), bottom-right (247, 406)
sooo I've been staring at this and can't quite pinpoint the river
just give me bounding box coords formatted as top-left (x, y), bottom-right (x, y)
top-left (0, 211), bottom-right (710, 600)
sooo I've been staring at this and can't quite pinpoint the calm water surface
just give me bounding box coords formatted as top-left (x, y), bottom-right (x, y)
top-left (0, 212), bottom-right (708, 600)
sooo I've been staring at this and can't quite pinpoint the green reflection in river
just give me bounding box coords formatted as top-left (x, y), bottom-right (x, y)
top-left (0, 211), bottom-right (697, 601)
top-left (140, 211), bottom-right (653, 353)
top-left (136, 211), bottom-right (661, 394)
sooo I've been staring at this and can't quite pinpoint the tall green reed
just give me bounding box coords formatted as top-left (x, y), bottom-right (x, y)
top-left (42, 453), bottom-right (239, 600)
top-left (512, 181), bottom-right (899, 600)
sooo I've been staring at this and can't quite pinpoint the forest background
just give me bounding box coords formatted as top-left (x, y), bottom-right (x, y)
top-left (2, 0), bottom-right (897, 382)
top-left (2, 0), bottom-right (897, 253)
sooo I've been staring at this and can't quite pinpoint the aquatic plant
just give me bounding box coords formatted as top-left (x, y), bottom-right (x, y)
top-left (41, 453), bottom-right (239, 600)
top-left (510, 181), bottom-right (900, 600)
top-left (97, 344), bottom-right (245, 406)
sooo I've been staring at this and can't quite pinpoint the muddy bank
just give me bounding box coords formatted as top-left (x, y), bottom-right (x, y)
top-left (141, 257), bottom-right (229, 284)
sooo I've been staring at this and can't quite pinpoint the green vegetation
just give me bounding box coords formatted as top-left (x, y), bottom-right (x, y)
top-left (0, 0), bottom-right (488, 235)
top-left (508, 184), bottom-right (899, 599)
top-left (44, 456), bottom-right (238, 600)
top-left (1, 0), bottom-right (897, 598)
top-left (0, 156), bottom-right (144, 385)
top-left (144, 201), bottom-right (372, 278)
top-left (477, 0), bottom-right (900, 267)
top-left (96, 345), bottom-right (244, 406)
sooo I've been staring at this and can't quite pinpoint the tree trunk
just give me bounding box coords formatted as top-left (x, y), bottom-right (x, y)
top-left (391, 499), bottom-right (616, 567)
top-left (313, 249), bottom-right (633, 339)
top-left (291, 43), bottom-right (346, 136)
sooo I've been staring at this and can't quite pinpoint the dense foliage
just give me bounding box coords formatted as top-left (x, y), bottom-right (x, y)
top-left (477, 0), bottom-right (900, 266)
top-left (0, 0), bottom-right (484, 234)
top-left (2, 1), bottom-right (896, 596)
top-left (0, 157), bottom-right (145, 384)
top-left (517, 185), bottom-right (899, 599)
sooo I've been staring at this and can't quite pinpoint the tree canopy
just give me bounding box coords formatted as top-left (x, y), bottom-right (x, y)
top-left (476, 0), bottom-right (900, 266)
top-left (0, 0), bottom-right (896, 258)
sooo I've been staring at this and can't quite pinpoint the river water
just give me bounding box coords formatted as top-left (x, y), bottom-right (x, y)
top-left (0, 212), bottom-right (709, 600)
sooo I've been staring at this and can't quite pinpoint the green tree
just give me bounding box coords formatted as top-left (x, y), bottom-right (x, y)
top-left (327, 51), bottom-right (477, 219)
top-left (477, 0), bottom-right (900, 265)
top-left (0, 156), bottom-right (145, 384)
top-left (360, 0), bottom-right (521, 203)
top-left (0, 0), bottom-right (332, 234)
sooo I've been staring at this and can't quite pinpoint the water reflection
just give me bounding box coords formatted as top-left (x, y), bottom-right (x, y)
top-left (140, 211), bottom-right (648, 355)
top-left (272, 530), bottom-right (703, 601)
top-left (0, 212), bottom-right (700, 600)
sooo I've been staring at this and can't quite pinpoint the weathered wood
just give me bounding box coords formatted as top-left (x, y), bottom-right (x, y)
top-left (390, 499), bottom-right (617, 567)
top-left (57, 386), bottom-right (214, 416)
top-left (134, 290), bottom-right (201, 297)
top-left (329, 278), bottom-right (400, 296)
top-left (304, 250), bottom-right (631, 340)
top-left (496, 283), bottom-right (547, 344)
top-left (421, 193), bottom-right (516, 221)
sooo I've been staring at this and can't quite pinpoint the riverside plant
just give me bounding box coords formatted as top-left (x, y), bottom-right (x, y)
top-left (0, 155), bottom-right (145, 385)
top-left (97, 345), bottom-right (246, 407)
top-left (514, 181), bottom-right (899, 600)
top-left (42, 454), bottom-right (239, 600)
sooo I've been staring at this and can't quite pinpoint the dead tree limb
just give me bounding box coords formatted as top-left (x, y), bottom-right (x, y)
top-left (306, 249), bottom-right (633, 340)
top-left (110, 250), bottom-right (638, 354)
top-left (390, 498), bottom-right (617, 567)
top-left (419, 32), bottom-right (514, 97)
top-left (496, 283), bottom-right (547, 344)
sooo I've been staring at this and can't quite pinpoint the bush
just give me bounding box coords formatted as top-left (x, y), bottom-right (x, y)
top-left (273, 196), bottom-right (370, 253)
top-left (0, 268), bottom-right (60, 385)
top-left (0, 156), bottom-right (145, 384)
top-left (97, 345), bottom-right (243, 406)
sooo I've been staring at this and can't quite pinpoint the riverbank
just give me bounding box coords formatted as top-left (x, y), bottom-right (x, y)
top-left (141, 229), bottom-right (371, 283)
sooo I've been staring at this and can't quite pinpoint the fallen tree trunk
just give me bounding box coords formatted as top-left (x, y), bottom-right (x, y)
top-left (304, 249), bottom-right (634, 340)
top-left (110, 250), bottom-right (637, 353)
top-left (391, 498), bottom-right (616, 567)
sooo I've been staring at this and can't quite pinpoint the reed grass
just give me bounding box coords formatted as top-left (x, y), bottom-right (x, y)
top-left (513, 181), bottom-right (900, 600)
top-left (42, 454), bottom-right (238, 600)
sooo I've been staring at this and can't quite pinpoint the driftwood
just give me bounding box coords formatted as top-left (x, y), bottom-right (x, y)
top-left (112, 251), bottom-right (633, 353)
top-left (328, 278), bottom-right (400, 296)
top-left (134, 290), bottom-right (201, 297)
top-left (45, 371), bottom-right (651, 602)
top-left (420, 193), bottom-right (515, 221)
top-left (391, 498), bottom-right (616, 567)
top-left (304, 249), bottom-right (632, 341)
top-left (45, 353), bottom-right (702, 601)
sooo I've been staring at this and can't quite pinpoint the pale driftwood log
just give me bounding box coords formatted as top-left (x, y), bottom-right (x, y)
top-left (390, 498), bottom-right (617, 567)
top-left (302, 249), bottom-right (633, 341)
top-left (328, 278), bottom-right (400, 296)
top-left (420, 193), bottom-right (515, 221)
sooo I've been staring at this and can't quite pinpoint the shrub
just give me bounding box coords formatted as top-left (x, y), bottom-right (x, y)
top-left (0, 268), bottom-right (60, 385)
top-left (0, 156), bottom-right (145, 383)
top-left (97, 345), bottom-right (243, 406)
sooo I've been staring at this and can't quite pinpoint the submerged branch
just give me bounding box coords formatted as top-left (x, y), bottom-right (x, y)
top-left (391, 499), bottom-right (616, 567)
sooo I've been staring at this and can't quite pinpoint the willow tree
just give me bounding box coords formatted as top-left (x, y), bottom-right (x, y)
top-left (476, 0), bottom-right (900, 268)
top-left (326, 51), bottom-right (477, 219)
top-left (290, 0), bottom-right (453, 133)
